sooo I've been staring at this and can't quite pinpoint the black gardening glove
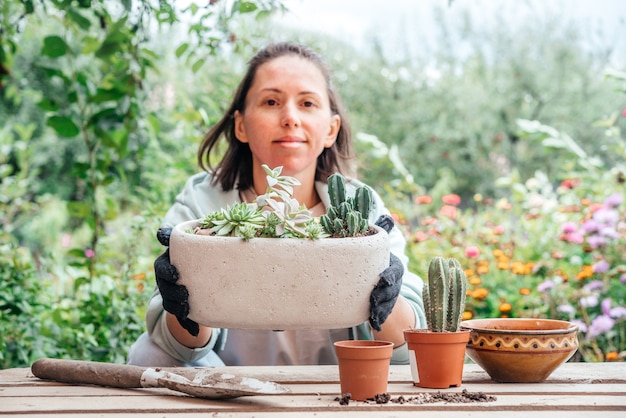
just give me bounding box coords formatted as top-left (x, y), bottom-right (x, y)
top-left (369, 215), bottom-right (404, 332)
top-left (154, 227), bottom-right (200, 337)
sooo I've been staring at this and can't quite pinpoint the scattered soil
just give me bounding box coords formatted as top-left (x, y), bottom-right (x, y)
top-left (335, 389), bottom-right (497, 405)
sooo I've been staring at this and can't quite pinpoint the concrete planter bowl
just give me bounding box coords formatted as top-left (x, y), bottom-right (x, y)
top-left (169, 219), bottom-right (390, 330)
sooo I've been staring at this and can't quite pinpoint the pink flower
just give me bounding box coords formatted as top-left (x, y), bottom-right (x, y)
top-left (561, 231), bottom-right (584, 244)
top-left (560, 178), bottom-right (580, 189)
top-left (593, 260), bottom-right (610, 273)
top-left (441, 194), bottom-right (461, 206)
top-left (439, 205), bottom-right (457, 220)
top-left (601, 298), bottom-right (612, 316)
top-left (414, 195), bottom-right (433, 204)
top-left (610, 306), bottom-right (626, 319)
top-left (465, 246), bottom-right (480, 258)
top-left (580, 295), bottom-right (599, 308)
top-left (492, 225), bottom-right (505, 235)
top-left (561, 222), bottom-right (578, 234)
top-left (604, 193), bottom-right (623, 208)
top-left (85, 249), bottom-right (95, 258)
top-left (584, 280), bottom-right (604, 292)
top-left (557, 304), bottom-right (575, 316)
top-left (537, 279), bottom-right (554, 293)
top-left (588, 315), bottom-right (615, 338)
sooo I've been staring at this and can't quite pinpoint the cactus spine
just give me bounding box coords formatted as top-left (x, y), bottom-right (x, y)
top-left (423, 256), bottom-right (467, 332)
top-left (320, 173), bottom-right (373, 237)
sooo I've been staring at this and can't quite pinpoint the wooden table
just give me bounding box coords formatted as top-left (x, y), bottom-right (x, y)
top-left (1, 362), bottom-right (625, 416)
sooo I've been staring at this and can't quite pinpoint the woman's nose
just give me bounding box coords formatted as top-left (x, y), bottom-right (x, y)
top-left (281, 103), bottom-right (301, 128)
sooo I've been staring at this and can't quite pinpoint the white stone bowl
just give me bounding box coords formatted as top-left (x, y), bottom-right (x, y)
top-left (169, 220), bottom-right (390, 330)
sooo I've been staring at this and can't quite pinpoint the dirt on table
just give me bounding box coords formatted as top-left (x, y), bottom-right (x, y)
top-left (336, 389), bottom-right (497, 405)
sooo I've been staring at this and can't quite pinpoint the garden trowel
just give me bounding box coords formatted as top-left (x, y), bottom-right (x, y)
top-left (31, 358), bottom-right (291, 399)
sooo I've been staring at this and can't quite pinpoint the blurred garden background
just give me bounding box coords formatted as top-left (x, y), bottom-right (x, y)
top-left (1, 0), bottom-right (624, 368)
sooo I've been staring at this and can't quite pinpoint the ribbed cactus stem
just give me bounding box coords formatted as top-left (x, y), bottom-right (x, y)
top-left (327, 173), bottom-right (346, 209)
top-left (354, 186), bottom-right (373, 218)
top-left (424, 256), bottom-right (467, 332)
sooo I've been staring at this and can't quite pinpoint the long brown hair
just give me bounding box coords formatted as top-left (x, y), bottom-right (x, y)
top-left (197, 42), bottom-right (354, 191)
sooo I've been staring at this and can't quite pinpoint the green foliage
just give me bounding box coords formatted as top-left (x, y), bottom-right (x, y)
top-left (423, 256), bottom-right (467, 332)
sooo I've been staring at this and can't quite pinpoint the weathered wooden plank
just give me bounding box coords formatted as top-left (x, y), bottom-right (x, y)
top-left (3, 413), bottom-right (626, 418)
top-left (3, 363), bottom-right (625, 386)
top-left (2, 382), bottom-right (625, 398)
top-left (3, 392), bottom-right (626, 414)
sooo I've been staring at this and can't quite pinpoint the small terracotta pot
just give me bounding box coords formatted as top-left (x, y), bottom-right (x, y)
top-left (403, 329), bottom-right (470, 389)
top-left (333, 340), bottom-right (394, 401)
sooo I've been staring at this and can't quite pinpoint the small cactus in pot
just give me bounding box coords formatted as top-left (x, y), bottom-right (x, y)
top-left (423, 256), bottom-right (468, 332)
top-left (403, 256), bottom-right (470, 388)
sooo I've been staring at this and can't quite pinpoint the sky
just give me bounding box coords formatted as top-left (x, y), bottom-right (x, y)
top-left (273, 0), bottom-right (626, 63)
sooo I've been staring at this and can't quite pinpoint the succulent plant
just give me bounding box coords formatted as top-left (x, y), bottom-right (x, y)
top-left (319, 173), bottom-right (373, 237)
top-left (423, 256), bottom-right (468, 332)
top-left (195, 165), bottom-right (323, 240)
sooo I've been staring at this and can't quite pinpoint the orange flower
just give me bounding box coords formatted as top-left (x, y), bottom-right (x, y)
top-left (476, 260), bottom-right (490, 274)
top-left (411, 231), bottom-right (429, 242)
top-left (462, 311), bottom-right (473, 320)
top-left (421, 217), bottom-right (437, 226)
top-left (519, 288), bottom-right (531, 296)
top-left (471, 288), bottom-right (489, 300)
top-left (511, 261), bottom-right (526, 275)
top-left (441, 194), bottom-right (461, 206)
top-left (132, 272), bottom-right (147, 281)
top-left (605, 351), bottom-right (620, 361)
top-left (577, 265), bottom-right (594, 281)
top-left (465, 268), bottom-right (475, 277)
top-left (492, 249), bottom-right (504, 258)
top-left (469, 276), bottom-right (482, 286)
top-left (499, 303), bottom-right (512, 313)
top-left (497, 260), bottom-right (510, 270)
top-left (414, 195), bottom-right (433, 204)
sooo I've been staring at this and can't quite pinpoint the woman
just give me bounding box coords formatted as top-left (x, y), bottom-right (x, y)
top-left (127, 42), bottom-right (426, 367)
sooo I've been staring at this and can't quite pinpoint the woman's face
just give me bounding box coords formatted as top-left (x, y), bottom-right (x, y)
top-left (234, 55), bottom-right (341, 183)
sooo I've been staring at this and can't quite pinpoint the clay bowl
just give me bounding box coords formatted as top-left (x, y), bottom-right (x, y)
top-left (169, 220), bottom-right (389, 330)
top-left (460, 318), bottom-right (579, 383)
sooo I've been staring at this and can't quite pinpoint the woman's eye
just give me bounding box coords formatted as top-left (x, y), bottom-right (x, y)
top-left (266, 99), bottom-right (278, 106)
top-left (302, 100), bottom-right (315, 108)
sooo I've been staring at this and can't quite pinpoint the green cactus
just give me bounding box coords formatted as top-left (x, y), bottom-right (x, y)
top-left (320, 173), bottom-right (374, 237)
top-left (354, 186), bottom-right (372, 219)
top-left (327, 173), bottom-right (346, 208)
top-left (423, 256), bottom-right (467, 332)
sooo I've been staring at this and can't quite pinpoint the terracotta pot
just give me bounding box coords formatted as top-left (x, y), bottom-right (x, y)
top-left (460, 318), bottom-right (579, 382)
top-left (169, 220), bottom-right (389, 330)
top-left (403, 329), bottom-right (470, 389)
top-left (333, 340), bottom-right (394, 401)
